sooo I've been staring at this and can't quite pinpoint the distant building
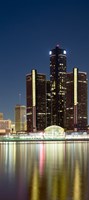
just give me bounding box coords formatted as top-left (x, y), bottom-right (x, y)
top-left (15, 105), bottom-right (26, 132)
top-left (0, 120), bottom-right (11, 134)
top-left (46, 80), bottom-right (51, 127)
top-left (66, 68), bottom-right (88, 131)
top-left (26, 69), bottom-right (46, 132)
top-left (49, 45), bottom-right (67, 128)
top-left (0, 113), bottom-right (3, 120)
top-left (11, 122), bottom-right (16, 133)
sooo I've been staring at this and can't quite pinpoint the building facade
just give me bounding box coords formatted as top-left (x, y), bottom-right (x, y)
top-left (46, 80), bottom-right (51, 127)
top-left (15, 105), bottom-right (26, 132)
top-left (0, 120), bottom-right (11, 134)
top-left (49, 45), bottom-right (67, 128)
top-left (66, 68), bottom-right (88, 131)
top-left (26, 69), bottom-right (46, 132)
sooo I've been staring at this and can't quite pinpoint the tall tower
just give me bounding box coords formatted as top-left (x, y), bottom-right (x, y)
top-left (15, 105), bottom-right (26, 132)
top-left (26, 69), bottom-right (46, 132)
top-left (66, 67), bottom-right (88, 131)
top-left (46, 80), bottom-right (51, 127)
top-left (49, 45), bottom-right (67, 128)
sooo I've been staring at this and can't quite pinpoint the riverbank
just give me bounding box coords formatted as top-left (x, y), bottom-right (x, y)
top-left (0, 136), bottom-right (89, 142)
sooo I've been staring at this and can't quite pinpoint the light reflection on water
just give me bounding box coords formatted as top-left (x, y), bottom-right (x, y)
top-left (0, 142), bottom-right (89, 199)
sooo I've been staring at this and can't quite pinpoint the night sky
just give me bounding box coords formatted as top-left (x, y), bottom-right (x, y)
top-left (0, 0), bottom-right (89, 122)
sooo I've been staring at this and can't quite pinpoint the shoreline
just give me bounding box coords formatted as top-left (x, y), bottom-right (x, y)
top-left (0, 137), bottom-right (89, 142)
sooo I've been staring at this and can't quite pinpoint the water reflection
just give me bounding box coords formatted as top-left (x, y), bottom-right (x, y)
top-left (0, 142), bottom-right (89, 199)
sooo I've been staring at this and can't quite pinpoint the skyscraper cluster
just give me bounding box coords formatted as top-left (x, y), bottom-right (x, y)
top-left (26, 45), bottom-right (88, 133)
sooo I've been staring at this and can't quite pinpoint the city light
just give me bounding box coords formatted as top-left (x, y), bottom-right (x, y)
top-left (49, 51), bottom-right (52, 55)
top-left (63, 50), bottom-right (66, 54)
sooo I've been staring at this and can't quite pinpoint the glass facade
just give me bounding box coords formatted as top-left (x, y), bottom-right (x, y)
top-left (15, 105), bottom-right (26, 132)
top-left (46, 80), bottom-right (51, 127)
top-left (50, 45), bottom-right (67, 128)
top-left (66, 72), bottom-right (74, 130)
top-left (66, 68), bottom-right (88, 131)
top-left (26, 70), bottom-right (46, 132)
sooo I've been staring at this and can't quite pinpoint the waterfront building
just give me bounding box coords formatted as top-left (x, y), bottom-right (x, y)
top-left (11, 122), bottom-right (16, 133)
top-left (66, 68), bottom-right (88, 131)
top-left (44, 125), bottom-right (64, 136)
top-left (26, 69), bottom-right (46, 132)
top-left (15, 105), bottom-right (26, 132)
top-left (0, 120), bottom-right (11, 134)
top-left (46, 80), bottom-right (51, 127)
top-left (49, 45), bottom-right (67, 128)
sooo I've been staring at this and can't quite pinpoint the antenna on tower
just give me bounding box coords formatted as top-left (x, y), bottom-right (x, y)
top-left (19, 93), bottom-right (21, 105)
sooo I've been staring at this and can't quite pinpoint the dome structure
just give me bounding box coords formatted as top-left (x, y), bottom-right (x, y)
top-left (44, 125), bottom-right (64, 137)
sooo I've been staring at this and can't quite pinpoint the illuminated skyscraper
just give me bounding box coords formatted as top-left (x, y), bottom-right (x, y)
top-left (15, 105), bottom-right (26, 132)
top-left (26, 69), bottom-right (46, 132)
top-left (46, 80), bottom-right (51, 127)
top-left (66, 68), bottom-right (88, 131)
top-left (49, 45), bottom-right (67, 128)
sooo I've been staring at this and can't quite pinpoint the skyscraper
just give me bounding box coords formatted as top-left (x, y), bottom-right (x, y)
top-left (49, 45), bottom-right (67, 128)
top-left (66, 68), bottom-right (88, 131)
top-left (46, 80), bottom-right (51, 127)
top-left (15, 105), bottom-right (26, 132)
top-left (26, 69), bottom-right (46, 132)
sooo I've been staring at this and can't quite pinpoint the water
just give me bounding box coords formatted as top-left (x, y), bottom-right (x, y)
top-left (0, 141), bottom-right (89, 200)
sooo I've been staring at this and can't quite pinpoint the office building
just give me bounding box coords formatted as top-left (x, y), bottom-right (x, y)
top-left (49, 45), bottom-right (67, 128)
top-left (66, 68), bottom-right (88, 131)
top-left (46, 80), bottom-right (51, 127)
top-left (15, 105), bottom-right (26, 132)
top-left (0, 120), bottom-right (11, 134)
top-left (26, 69), bottom-right (46, 132)
top-left (11, 122), bottom-right (15, 133)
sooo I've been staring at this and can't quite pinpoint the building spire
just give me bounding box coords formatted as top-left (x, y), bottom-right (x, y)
top-left (19, 93), bottom-right (21, 105)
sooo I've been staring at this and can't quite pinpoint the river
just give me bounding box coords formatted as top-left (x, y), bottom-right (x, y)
top-left (0, 141), bottom-right (89, 200)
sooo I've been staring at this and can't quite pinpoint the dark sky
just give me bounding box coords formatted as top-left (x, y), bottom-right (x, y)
top-left (0, 0), bottom-right (89, 121)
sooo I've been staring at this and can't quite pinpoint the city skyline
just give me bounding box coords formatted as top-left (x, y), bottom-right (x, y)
top-left (26, 46), bottom-right (88, 132)
top-left (0, 0), bottom-right (89, 121)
